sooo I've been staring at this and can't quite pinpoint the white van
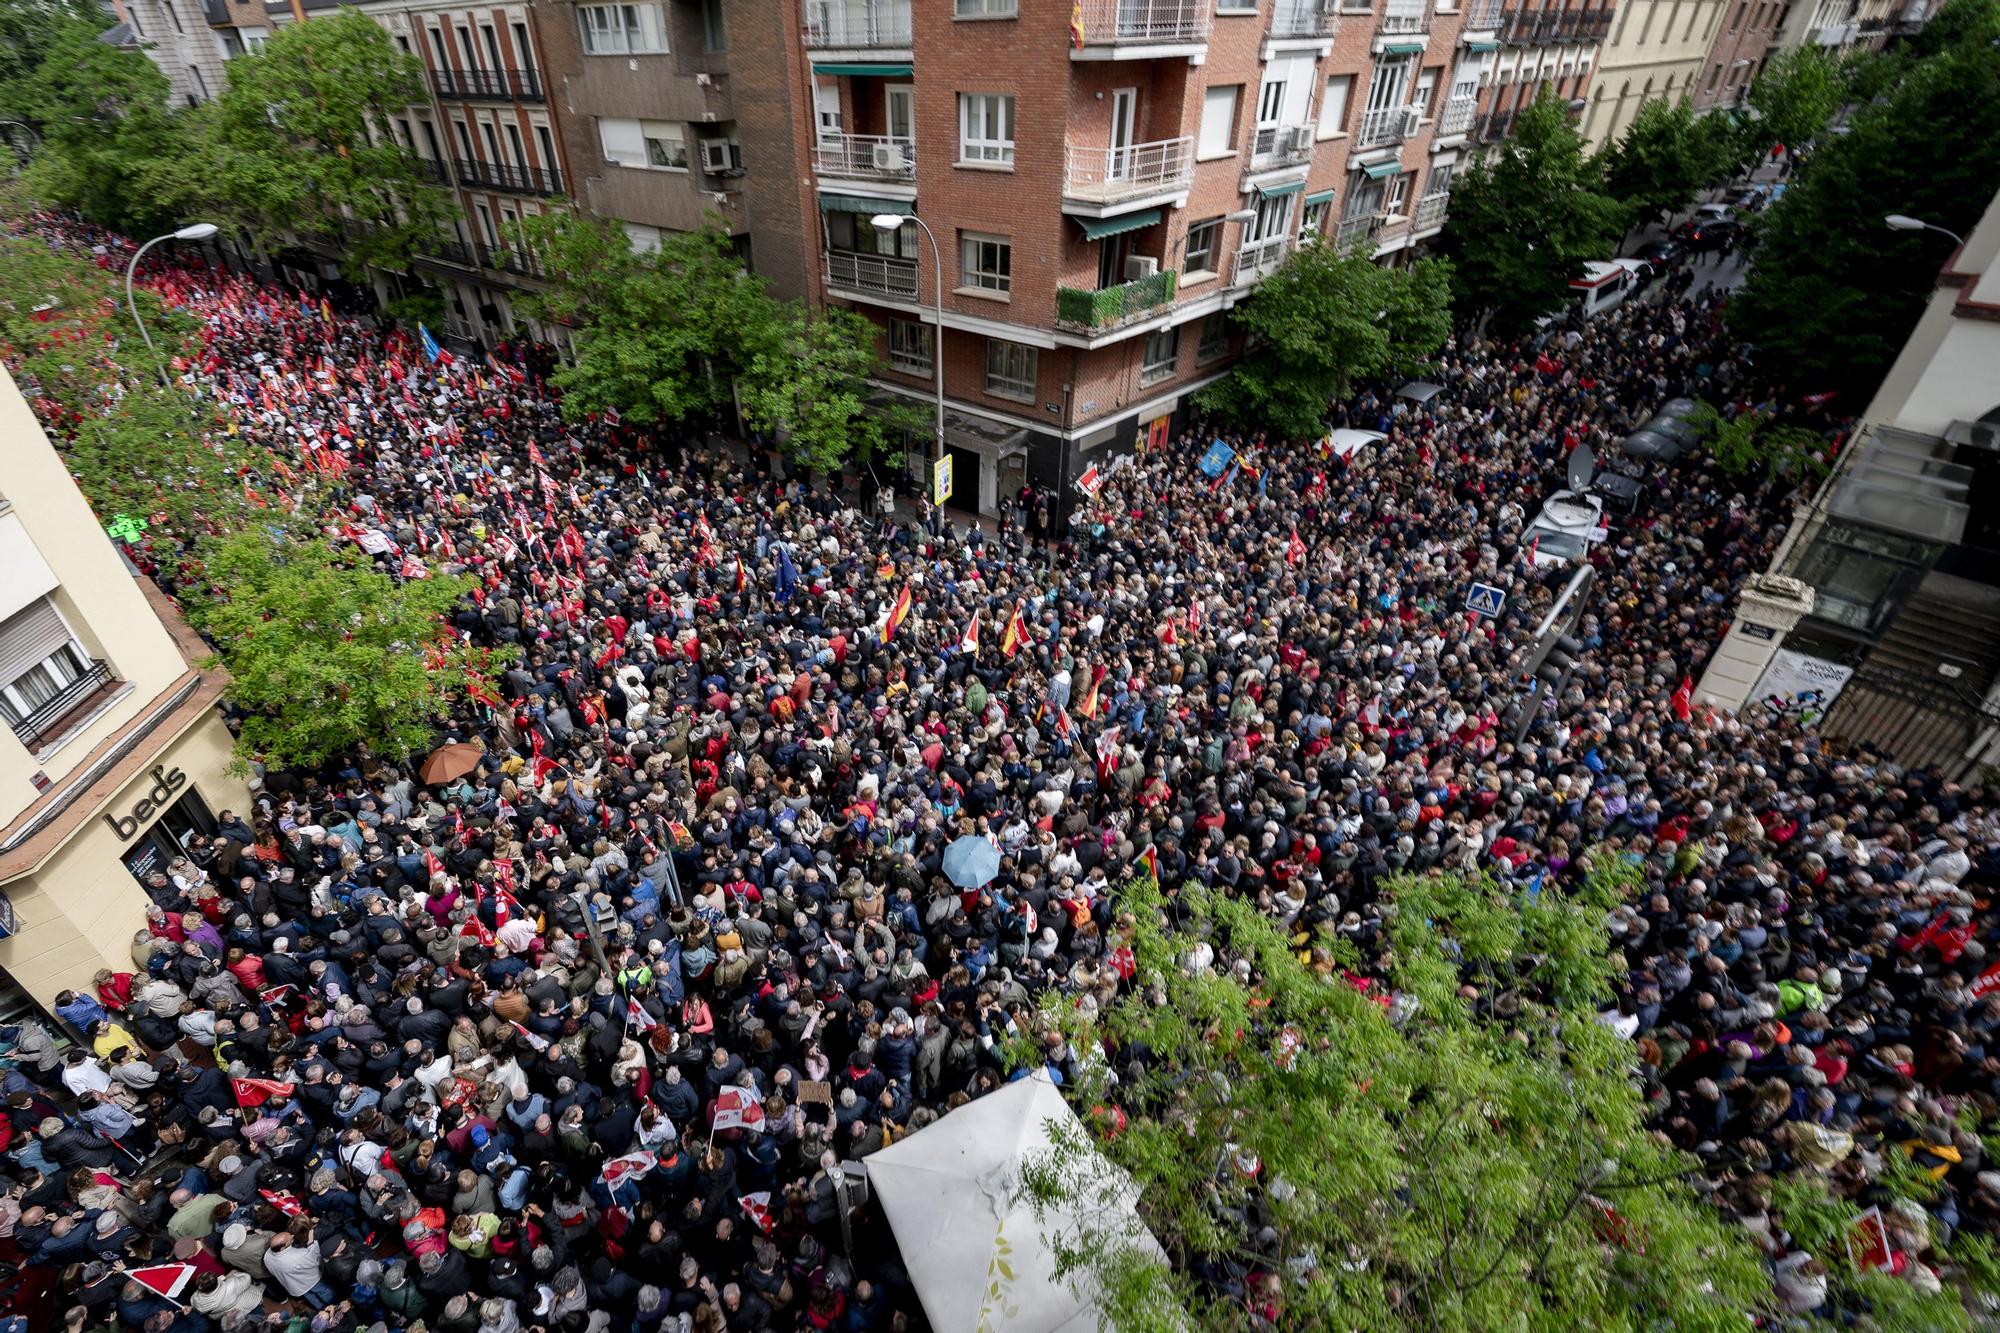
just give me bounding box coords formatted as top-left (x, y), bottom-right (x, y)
top-left (1567, 259), bottom-right (1648, 320)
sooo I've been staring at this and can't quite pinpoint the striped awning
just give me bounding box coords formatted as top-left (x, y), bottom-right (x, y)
top-left (1257, 179), bottom-right (1305, 198)
top-left (1077, 208), bottom-right (1162, 240)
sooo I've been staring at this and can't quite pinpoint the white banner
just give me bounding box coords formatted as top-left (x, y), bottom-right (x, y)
top-left (1752, 648), bottom-right (1853, 727)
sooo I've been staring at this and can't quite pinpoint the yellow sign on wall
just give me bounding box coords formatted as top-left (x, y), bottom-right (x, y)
top-left (933, 454), bottom-right (954, 507)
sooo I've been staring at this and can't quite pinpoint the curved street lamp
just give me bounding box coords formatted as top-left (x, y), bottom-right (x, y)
top-left (1884, 213), bottom-right (1966, 248)
top-left (125, 223), bottom-right (220, 387)
top-left (870, 212), bottom-right (946, 474)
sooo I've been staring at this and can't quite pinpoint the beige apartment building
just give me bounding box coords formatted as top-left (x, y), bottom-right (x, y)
top-left (1579, 0), bottom-right (1729, 146)
top-left (0, 367), bottom-right (246, 1019)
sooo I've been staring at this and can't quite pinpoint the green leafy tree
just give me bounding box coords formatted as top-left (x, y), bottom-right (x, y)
top-left (1598, 97), bottom-right (1735, 228)
top-left (189, 530), bottom-right (498, 770)
top-left (187, 8), bottom-right (453, 276)
top-left (1688, 403), bottom-right (1829, 479)
top-left (1195, 241), bottom-right (1452, 440)
top-left (1738, 46), bottom-right (1843, 167)
top-left (0, 0), bottom-right (106, 107)
top-left (1729, 0), bottom-right (2000, 394)
top-left (519, 210), bottom-right (778, 427)
top-left (1012, 865), bottom-right (1774, 1330)
top-left (737, 305), bottom-right (919, 475)
top-left (1437, 92), bottom-right (1628, 333)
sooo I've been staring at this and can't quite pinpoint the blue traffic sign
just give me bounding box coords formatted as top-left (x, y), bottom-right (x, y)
top-left (1465, 582), bottom-right (1508, 618)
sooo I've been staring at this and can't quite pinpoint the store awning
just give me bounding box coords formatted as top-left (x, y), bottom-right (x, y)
top-left (1303, 189), bottom-right (1336, 206)
top-left (1464, 39), bottom-right (1499, 51)
top-left (821, 192), bottom-right (914, 216)
top-left (811, 62), bottom-right (914, 76)
top-left (1380, 42), bottom-right (1425, 54)
top-left (1257, 179), bottom-right (1305, 198)
top-left (1077, 208), bottom-right (1161, 240)
top-left (1359, 159), bottom-right (1401, 180)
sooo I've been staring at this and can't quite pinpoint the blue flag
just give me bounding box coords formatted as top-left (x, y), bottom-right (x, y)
top-left (419, 323), bottom-right (443, 363)
top-left (1198, 439), bottom-right (1235, 478)
top-left (774, 543), bottom-right (798, 604)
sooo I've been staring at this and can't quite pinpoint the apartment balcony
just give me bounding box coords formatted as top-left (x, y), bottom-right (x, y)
top-left (1247, 123), bottom-right (1316, 174)
top-left (801, 0), bottom-right (913, 52)
top-left (1335, 212), bottom-right (1384, 249)
top-left (476, 240), bottom-right (545, 279)
top-left (430, 67), bottom-right (545, 102)
top-left (453, 158), bottom-right (564, 196)
top-left (1463, 0), bottom-right (1506, 26)
top-left (1271, 0), bottom-right (1340, 37)
top-left (1413, 191), bottom-right (1450, 230)
top-left (1569, 7), bottom-right (1613, 40)
top-left (417, 238), bottom-right (476, 266)
top-left (415, 157), bottom-right (455, 186)
top-left (1379, 0), bottom-right (1430, 35)
top-left (1811, 18), bottom-right (1859, 41)
top-left (1436, 96), bottom-right (1477, 138)
top-left (10, 660), bottom-right (117, 751)
top-left (1356, 105), bottom-right (1415, 151)
top-left (813, 135), bottom-right (917, 187)
top-left (1063, 136), bottom-right (1193, 213)
top-left (1233, 235), bottom-right (1292, 285)
top-left (1071, 0), bottom-right (1212, 60)
top-left (1474, 107), bottom-right (1517, 141)
top-left (1055, 269), bottom-right (1178, 332)
top-left (826, 250), bottom-right (919, 301)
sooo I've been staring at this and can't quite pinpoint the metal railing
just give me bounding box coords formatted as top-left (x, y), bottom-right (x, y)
top-left (420, 238), bottom-right (476, 265)
top-left (1413, 192), bottom-right (1450, 228)
top-left (1335, 212), bottom-right (1383, 248)
top-left (826, 250), bottom-right (919, 299)
top-left (1271, 0), bottom-right (1340, 35)
top-left (1464, 0), bottom-right (1506, 25)
top-left (1474, 107), bottom-right (1518, 141)
top-left (1436, 96), bottom-right (1477, 137)
top-left (452, 158), bottom-right (564, 196)
top-left (813, 135), bottom-right (917, 182)
top-left (1503, 5), bottom-right (1613, 42)
top-left (415, 157), bottom-right (454, 185)
top-left (1073, 0), bottom-right (1213, 45)
top-left (1249, 123), bottom-right (1316, 168)
top-left (476, 240), bottom-right (545, 278)
top-left (1055, 269), bottom-right (1178, 331)
top-left (430, 67), bottom-right (545, 102)
top-left (1065, 136), bottom-right (1194, 203)
top-left (1356, 105), bottom-right (1411, 149)
top-left (1234, 235), bottom-right (1291, 285)
top-left (801, 0), bottom-right (914, 47)
top-left (10, 660), bottom-right (114, 749)
top-left (1379, 0), bottom-right (1429, 33)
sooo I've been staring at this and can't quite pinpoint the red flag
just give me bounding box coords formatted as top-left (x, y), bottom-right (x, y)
top-left (1001, 601), bottom-right (1029, 658)
top-left (738, 1191), bottom-right (775, 1234)
top-left (712, 1086), bottom-right (766, 1134)
top-left (510, 1021), bottom-right (549, 1053)
top-left (1969, 961), bottom-right (2000, 1000)
top-left (960, 610), bottom-right (980, 655)
top-left (259, 1189), bottom-right (306, 1217)
top-left (880, 583), bottom-right (913, 645)
top-left (1671, 676), bottom-right (1694, 723)
top-left (231, 1078), bottom-right (296, 1108)
top-left (627, 998), bottom-right (659, 1032)
top-left (1053, 706), bottom-right (1073, 743)
top-left (129, 1264), bottom-right (197, 1301)
top-left (601, 1150), bottom-right (656, 1186)
top-left (1139, 844), bottom-right (1159, 881)
top-left (1286, 527), bottom-right (1306, 566)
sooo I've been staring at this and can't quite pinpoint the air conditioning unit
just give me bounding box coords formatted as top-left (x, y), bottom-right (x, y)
top-left (1286, 125), bottom-right (1316, 154)
top-left (1124, 255), bottom-right (1159, 281)
top-left (700, 139), bottom-right (743, 174)
top-left (1400, 105), bottom-right (1424, 136)
top-left (870, 141), bottom-right (908, 172)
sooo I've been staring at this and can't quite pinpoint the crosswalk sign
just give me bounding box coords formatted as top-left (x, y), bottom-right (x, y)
top-left (1465, 582), bottom-right (1507, 618)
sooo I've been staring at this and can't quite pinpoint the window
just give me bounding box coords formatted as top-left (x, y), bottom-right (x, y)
top-left (956, 0), bottom-right (1018, 14)
top-left (1414, 67), bottom-right (1439, 115)
top-left (1217, 0), bottom-right (1258, 11)
top-left (644, 121), bottom-right (688, 169)
top-left (0, 599), bottom-right (93, 739)
top-left (514, 21), bottom-right (537, 71)
top-left (815, 81), bottom-right (843, 138)
top-left (475, 203), bottom-right (499, 247)
top-left (188, 65), bottom-right (210, 100)
top-left (984, 339), bottom-right (1037, 401)
top-left (960, 232), bottom-right (1012, 294)
top-left (703, 0), bottom-right (727, 49)
top-left (599, 117), bottom-right (685, 170)
top-left (482, 24), bottom-right (504, 71)
top-left (1140, 326), bottom-right (1179, 385)
top-left (1301, 197), bottom-right (1331, 237)
top-left (1198, 85), bottom-right (1240, 158)
top-left (888, 319), bottom-right (933, 374)
top-left (578, 3), bottom-right (668, 54)
top-left (1197, 311), bottom-right (1231, 363)
top-left (958, 94), bottom-right (1016, 165)
top-left (536, 124), bottom-right (558, 172)
top-left (624, 222), bottom-right (664, 253)
top-left (428, 26), bottom-right (449, 68)
top-left (453, 119), bottom-right (476, 160)
top-left (1183, 217), bottom-right (1222, 275)
top-left (1318, 75), bottom-right (1352, 137)
top-left (166, 1), bottom-right (184, 33)
top-left (828, 213), bottom-right (917, 257)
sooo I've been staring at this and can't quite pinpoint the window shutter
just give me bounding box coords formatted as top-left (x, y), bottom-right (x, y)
top-left (0, 600), bottom-right (73, 687)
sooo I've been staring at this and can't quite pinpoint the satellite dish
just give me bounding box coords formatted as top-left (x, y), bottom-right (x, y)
top-left (1566, 443), bottom-right (1597, 494)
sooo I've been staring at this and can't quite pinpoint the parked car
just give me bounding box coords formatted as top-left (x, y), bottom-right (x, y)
top-left (1523, 489), bottom-right (1608, 569)
top-left (1690, 202), bottom-right (1734, 225)
top-left (1676, 217), bottom-right (1742, 250)
top-left (1628, 239), bottom-right (1685, 280)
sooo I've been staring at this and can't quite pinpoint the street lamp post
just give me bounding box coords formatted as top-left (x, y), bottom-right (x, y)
top-left (125, 222), bottom-right (220, 388)
top-left (870, 212), bottom-right (946, 486)
top-left (1884, 213), bottom-right (1966, 249)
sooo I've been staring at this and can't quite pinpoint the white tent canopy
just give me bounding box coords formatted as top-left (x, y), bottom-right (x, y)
top-left (866, 1069), bottom-right (1162, 1332)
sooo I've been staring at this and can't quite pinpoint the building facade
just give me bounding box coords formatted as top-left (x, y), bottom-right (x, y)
top-left (104, 0), bottom-right (267, 107)
top-left (1690, 0), bottom-right (1784, 112)
top-left (0, 368), bottom-right (247, 1019)
top-left (1579, 0), bottom-right (1728, 147)
top-left (1469, 2), bottom-right (1614, 146)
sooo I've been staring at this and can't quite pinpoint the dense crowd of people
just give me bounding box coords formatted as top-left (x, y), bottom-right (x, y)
top-left (2, 207), bottom-right (1996, 1332)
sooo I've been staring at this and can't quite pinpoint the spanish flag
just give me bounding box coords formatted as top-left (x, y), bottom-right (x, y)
top-left (1001, 600), bottom-right (1029, 658)
top-left (1077, 664), bottom-right (1103, 719)
top-left (881, 583), bottom-right (913, 644)
top-left (1071, 0), bottom-right (1086, 49)
top-left (735, 558), bottom-right (747, 596)
top-left (320, 297), bottom-right (334, 323)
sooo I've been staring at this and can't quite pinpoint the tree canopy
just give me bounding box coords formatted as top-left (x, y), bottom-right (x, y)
top-left (1196, 240), bottom-right (1452, 440)
top-left (1598, 97), bottom-right (1735, 229)
top-left (737, 305), bottom-right (919, 475)
top-left (1738, 47), bottom-right (1844, 168)
top-left (1436, 93), bottom-right (1628, 333)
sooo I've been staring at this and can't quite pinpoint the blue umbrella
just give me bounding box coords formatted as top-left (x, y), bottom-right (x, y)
top-left (941, 835), bottom-right (1002, 890)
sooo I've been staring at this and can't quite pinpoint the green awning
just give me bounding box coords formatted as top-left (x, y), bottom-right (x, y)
top-left (811, 61), bottom-right (913, 76)
top-left (1077, 208), bottom-right (1161, 240)
top-left (1380, 41), bottom-right (1425, 54)
top-left (1302, 189), bottom-right (1336, 206)
top-left (1464, 39), bottom-right (1498, 50)
top-left (1257, 179), bottom-right (1305, 198)
top-left (821, 192), bottom-right (914, 215)
top-left (1359, 159), bottom-right (1402, 180)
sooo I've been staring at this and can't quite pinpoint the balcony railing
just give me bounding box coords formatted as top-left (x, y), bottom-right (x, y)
top-left (813, 134), bottom-right (917, 183)
top-left (1502, 5), bottom-right (1614, 43)
top-left (416, 157), bottom-right (454, 185)
top-left (10, 660), bottom-right (115, 749)
top-left (802, 0), bottom-right (913, 47)
top-left (1249, 123), bottom-right (1316, 169)
top-left (1073, 0), bottom-right (1212, 46)
top-left (826, 250), bottom-right (919, 299)
top-left (1379, 0), bottom-right (1429, 34)
top-left (1474, 107), bottom-right (1518, 141)
top-left (1234, 235), bottom-right (1291, 285)
top-left (1436, 96), bottom-right (1477, 137)
top-left (453, 158), bottom-right (564, 196)
top-left (1271, 0), bottom-right (1340, 36)
top-left (1055, 269), bottom-right (1178, 331)
top-left (1335, 212), bottom-right (1384, 249)
top-left (1065, 136), bottom-right (1194, 204)
top-left (477, 241), bottom-right (545, 278)
top-left (1356, 105), bottom-right (1412, 150)
top-left (1464, 0), bottom-right (1506, 25)
top-left (1571, 7), bottom-right (1613, 40)
top-left (419, 239), bottom-right (476, 265)
top-left (1413, 192), bottom-right (1450, 229)
top-left (430, 66), bottom-right (545, 102)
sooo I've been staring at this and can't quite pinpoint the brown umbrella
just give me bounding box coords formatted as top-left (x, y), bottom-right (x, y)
top-left (419, 741), bottom-right (482, 785)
